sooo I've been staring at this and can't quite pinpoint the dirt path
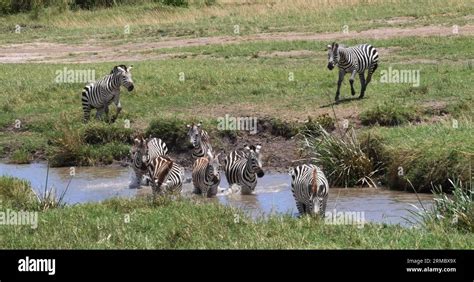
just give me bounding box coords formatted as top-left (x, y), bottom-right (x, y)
top-left (1, 24), bottom-right (473, 63)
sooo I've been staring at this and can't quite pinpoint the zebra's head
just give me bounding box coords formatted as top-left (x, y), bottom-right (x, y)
top-left (244, 144), bottom-right (264, 178)
top-left (186, 122), bottom-right (203, 148)
top-left (131, 136), bottom-right (148, 165)
top-left (111, 65), bottom-right (134, 92)
top-left (310, 184), bottom-right (326, 216)
top-left (327, 42), bottom-right (339, 70)
top-left (207, 151), bottom-right (221, 181)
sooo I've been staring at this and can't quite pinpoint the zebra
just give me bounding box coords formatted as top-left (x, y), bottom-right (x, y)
top-left (187, 122), bottom-right (213, 158)
top-left (81, 65), bottom-right (134, 123)
top-left (224, 144), bottom-right (264, 195)
top-left (148, 155), bottom-right (185, 196)
top-left (288, 164), bottom-right (329, 217)
top-left (129, 136), bottom-right (168, 188)
top-left (327, 42), bottom-right (378, 103)
top-left (192, 151), bottom-right (221, 197)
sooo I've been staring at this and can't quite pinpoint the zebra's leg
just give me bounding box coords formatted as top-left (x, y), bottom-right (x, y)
top-left (104, 105), bottom-right (110, 123)
top-left (359, 72), bottom-right (366, 99)
top-left (349, 70), bottom-right (357, 96)
top-left (111, 100), bottom-right (122, 124)
top-left (83, 106), bottom-right (91, 123)
top-left (361, 63), bottom-right (378, 99)
top-left (335, 69), bottom-right (345, 103)
top-left (295, 202), bottom-right (305, 216)
top-left (95, 107), bottom-right (105, 121)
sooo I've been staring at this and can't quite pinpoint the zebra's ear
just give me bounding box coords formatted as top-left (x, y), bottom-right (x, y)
top-left (197, 121), bottom-right (202, 127)
top-left (255, 144), bottom-right (262, 153)
top-left (327, 44), bottom-right (331, 49)
top-left (128, 65), bottom-right (133, 71)
top-left (186, 124), bottom-right (191, 128)
top-left (288, 167), bottom-right (294, 176)
top-left (117, 66), bottom-right (125, 73)
top-left (133, 138), bottom-right (141, 146)
top-left (243, 144), bottom-right (250, 150)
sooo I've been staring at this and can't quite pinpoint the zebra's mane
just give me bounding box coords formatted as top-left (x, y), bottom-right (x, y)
top-left (110, 65), bottom-right (128, 74)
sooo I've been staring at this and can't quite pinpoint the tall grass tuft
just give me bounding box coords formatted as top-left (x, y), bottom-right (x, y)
top-left (302, 125), bottom-right (382, 187)
top-left (407, 179), bottom-right (473, 232)
top-left (33, 164), bottom-right (71, 211)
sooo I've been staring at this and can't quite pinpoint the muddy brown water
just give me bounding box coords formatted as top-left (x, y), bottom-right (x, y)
top-left (0, 162), bottom-right (433, 226)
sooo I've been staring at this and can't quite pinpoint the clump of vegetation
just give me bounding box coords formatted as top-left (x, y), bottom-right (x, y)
top-left (302, 125), bottom-right (382, 187)
top-left (47, 117), bottom-right (85, 167)
top-left (409, 179), bottom-right (473, 232)
top-left (83, 122), bottom-right (133, 145)
top-left (10, 148), bottom-right (31, 164)
top-left (0, 176), bottom-right (37, 210)
top-left (264, 118), bottom-right (299, 139)
top-left (360, 101), bottom-right (419, 126)
top-left (146, 118), bottom-right (189, 152)
top-left (304, 114), bottom-right (335, 133)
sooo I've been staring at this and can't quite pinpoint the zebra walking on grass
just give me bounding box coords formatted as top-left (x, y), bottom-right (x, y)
top-left (187, 122), bottom-right (213, 158)
top-left (129, 136), bottom-right (168, 188)
top-left (224, 144), bottom-right (264, 195)
top-left (81, 65), bottom-right (134, 123)
top-left (288, 164), bottom-right (329, 217)
top-left (148, 156), bottom-right (185, 195)
top-left (327, 42), bottom-right (378, 103)
top-left (192, 151), bottom-right (221, 197)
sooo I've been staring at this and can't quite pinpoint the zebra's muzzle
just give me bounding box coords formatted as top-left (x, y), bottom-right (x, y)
top-left (127, 85), bottom-right (134, 91)
top-left (256, 170), bottom-right (264, 178)
top-left (327, 63), bottom-right (334, 70)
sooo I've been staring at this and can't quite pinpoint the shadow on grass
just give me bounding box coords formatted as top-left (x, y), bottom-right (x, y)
top-left (320, 97), bottom-right (360, 108)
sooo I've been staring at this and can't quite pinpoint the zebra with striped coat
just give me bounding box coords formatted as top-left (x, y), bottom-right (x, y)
top-left (192, 151), bottom-right (221, 197)
top-left (327, 42), bottom-right (379, 102)
top-left (224, 144), bottom-right (264, 195)
top-left (148, 156), bottom-right (185, 195)
top-left (81, 65), bottom-right (134, 123)
top-left (289, 164), bottom-right (329, 217)
top-left (129, 136), bottom-right (168, 188)
top-left (187, 122), bottom-right (213, 158)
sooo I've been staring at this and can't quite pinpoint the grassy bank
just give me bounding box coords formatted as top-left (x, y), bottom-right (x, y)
top-left (0, 176), bottom-right (472, 249)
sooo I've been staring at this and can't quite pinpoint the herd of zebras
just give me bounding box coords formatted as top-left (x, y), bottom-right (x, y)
top-left (79, 42), bottom-right (379, 216)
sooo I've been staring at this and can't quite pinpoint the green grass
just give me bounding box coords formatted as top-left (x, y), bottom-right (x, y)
top-left (0, 176), bottom-right (472, 249)
top-left (0, 0), bottom-right (472, 44)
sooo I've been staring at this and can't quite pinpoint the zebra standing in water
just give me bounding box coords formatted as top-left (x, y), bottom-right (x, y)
top-left (327, 42), bottom-right (378, 102)
top-left (148, 156), bottom-right (185, 195)
top-left (129, 136), bottom-right (168, 188)
top-left (224, 144), bottom-right (264, 195)
top-left (187, 122), bottom-right (213, 158)
top-left (192, 151), bottom-right (221, 197)
top-left (289, 164), bottom-right (329, 217)
top-left (81, 65), bottom-right (134, 123)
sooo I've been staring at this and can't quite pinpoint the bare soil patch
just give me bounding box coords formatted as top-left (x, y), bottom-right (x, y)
top-left (1, 24), bottom-right (473, 63)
